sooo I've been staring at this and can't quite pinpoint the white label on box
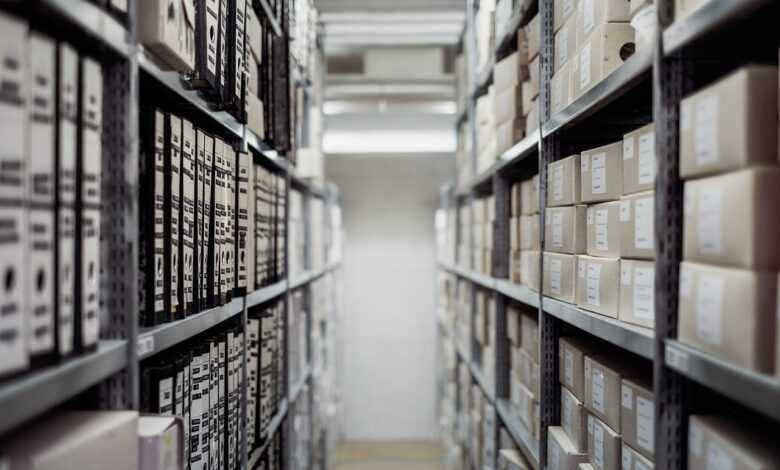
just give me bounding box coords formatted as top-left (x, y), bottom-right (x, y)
top-left (680, 268), bottom-right (693, 298)
top-left (552, 211), bottom-right (564, 248)
top-left (621, 384), bottom-right (633, 409)
top-left (623, 136), bottom-right (635, 160)
top-left (638, 132), bottom-right (656, 184)
top-left (680, 101), bottom-right (692, 131)
top-left (580, 42), bottom-right (592, 89)
top-left (707, 442), bottom-right (734, 470)
top-left (620, 200), bottom-right (631, 222)
top-left (564, 349), bottom-right (574, 386)
top-left (594, 423), bottom-right (605, 469)
top-left (557, 27), bottom-right (569, 68)
top-left (563, 0), bottom-right (575, 17)
top-left (698, 188), bottom-right (723, 255)
top-left (550, 439), bottom-right (561, 470)
top-left (582, 154), bottom-right (590, 172)
top-left (583, 0), bottom-right (595, 35)
top-left (684, 188), bottom-right (694, 215)
top-left (588, 414), bottom-right (594, 434)
top-left (160, 377), bottom-right (174, 415)
top-left (587, 263), bottom-right (602, 306)
top-left (689, 421), bottom-right (703, 457)
top-left (578, 261), bottom-right (586, 278)
top-left (596, 210), bottom-right (609, 251)
top-left (591, 153), bottom-right (607, 194)
top-left (622, 448), bottom-right (633, 470)
top-left (562, 391), bottom-right (573, 430)
top-left (634, 197), bottom-right (654, 250)
top-left (694, 95), bottom-right (720, 166)
top-left (634, 266), bottom-right (655, 321)
top-left (621, 262), bottom-right (632, 286)
top-left (587, 207), bottom-right (594, 224)
top-left (637, 396), bottom-right (654, 453)
top-left (551, 258), bottom-right (563, 295)
top-left (696, 274), bottom-right (724, 345)
top-left (553, 165), bottom-right (564, 201)
top-left (592, 367), bottom-right (605, 412)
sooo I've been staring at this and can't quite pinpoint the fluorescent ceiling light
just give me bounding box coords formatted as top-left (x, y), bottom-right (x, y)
top-left (323, 100), bottom-right (456, 115)
top-left (323, 130), bottom-right (456, 154)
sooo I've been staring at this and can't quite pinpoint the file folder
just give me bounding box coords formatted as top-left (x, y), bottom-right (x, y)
top-left (181, 118), bottom-right (196, 316)
top-left (166, 114), bottom-right (182, 320)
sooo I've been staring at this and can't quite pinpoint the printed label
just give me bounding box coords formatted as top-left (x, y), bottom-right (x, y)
top-left (634, 197), bottom-right (654, 250)
top-left (621, 384), bottom-right (633, 409)
top-left (622, 449), bottom-right (633, 470)
top-left (634, 266), bottom-right (655, 320)
top-left (623, 136), bottom-right (635, 160)
top-left (580, 42), bottom-right (592, 89)
top-left (698, 188), bottom-right (723, 255)
top-left (563, 0), bottom-right (575, 17)
top-left (592, 367), bottom-right (605, 412)
top-left (588, 415), bottom-right (594, 434)
top-left (553, 165), bottom-right (564, 201)
top-left (591, 153), bottom-right (607, 194)
top-left (587, 263), bottom-right (602, 306)
top-left (689, 421), bottom-right (703, 457)
top-left (596, 209), bottom-right (609, 251)
top-left (637, 396), bottom-right (655, 453)
top-left (638, 132), bottom-right (656, 184)
top-left (680, 268), bottom-right (693, 298)
top-left (562, 391), bottom-right (573, 431)
top-left (551, 258), bottom-right (563, 295)
top-left (564, 349), bottom-right (574, 386)
top-left (582, 154), bottom-right (590, 172)
top-left (552, 211), bottom-right (564, 248)
top-left (557, 26), bottom-right (569, 68)
top-left (696, 274), bottom-right (724, 345)
top-left (620, 200), bottom-right (631, 222)
top-left (707, 442), bottom-right (734, 470)
top-left (587, 207), bottom-right (594, 224)
top-left (583, 0), bottom-right (595, 35)
top-left (578, 261), bottom-right (586, 278)
top-left (695, 95), bottom-right (720, 166)
top-left (594, 423), bottom-right (605, 469)
top-left (621, 262), bottom-right (632, 286)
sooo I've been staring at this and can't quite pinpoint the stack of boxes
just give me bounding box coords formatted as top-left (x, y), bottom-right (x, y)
top-left (676, 65), bottom-right (779, 375)
top-left (550, 0), bottom-right (636, 115)
top-left (687, 416), bottom-right (780, 470)
top-left (458, 203), bottom-right (472, 269)
top-left (524, 15), bottom-right (541, 137)
top-left (469, 387), bottom-right (494, 469)
top-left (498, 448), bottom-right (532, 470)
top-left (476, 289), bottom-right (496, 388)
top-left (477, 88), bottom-right (498, 174)
top-left (509, 176), bottom-right (540, 291)
top-left (494, 51), bottom-right (528, 157)
top-left (548, 336), bottom-right (655, 470)
top-left (540, 121), bottom-right (657, 331)
top-left (507, 305), bottom-right (541, 441)
top-left (474, 195), bottom-right (496, 275)
top-left (457, 279), bottom-right (472, 349)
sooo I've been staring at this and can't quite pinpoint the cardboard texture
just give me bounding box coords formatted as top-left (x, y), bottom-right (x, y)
top-left (619, 260), bottom-right (655, 329)
top-left (495, 51), bottom-right (530, 91)
top-left (622, 124), bottom-right (656, 195)
top-left (546, 206), bottom-right (587, 254)
top-left (562, 385), bottom-right (589, 453)
top-left (552, 61), bottom-right (573, 114)
top-left (139, 0), bottom-right (196, 71)
top-left (688, 415), bottom-right (780, 470)
top-left (521, 250), bottom-right (541, 292)
top-left (584, 354), bottom-right (646, 432)
top-left (573, 23), bottom-right (635, 99)
top-left (575, 0), bottom-right (631, 45)
top-left (556, 15), bottom-right (578, 73)
top-left (521, 312), bottom-right (539, 362)
top-left (521, 175), bottom-right (540, 215)
top-left (548, 154), bottom-right (582, 207)
top-left (622, 443), bottom-right (655, 470)
top-left (559, 336), bottom-right (602, 401)
top-left (586, 201), bottom-right (622, 258)
top-left (581, 141), bottom-right (623, 203)
top-left (548, 426), bottom-right (589, 470)
top-left (619, 190), bottom-right (655, 260)
top-left (587, 413), bottom-right (622, 470)
top-left (576, 255), bottom-right (620, 318)
top-left (543, 252), bottom-right (577, 303)
top-left (520, 214), bottom-right (541, 251)
top-left (620, 378), bottom-right (654, 460)
top-left (526, 14), bottom-right (540, 59)
top-left (554, 0), bottom-right (580, 32)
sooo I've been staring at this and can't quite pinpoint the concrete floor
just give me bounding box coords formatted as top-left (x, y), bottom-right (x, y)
top-left (335, 440), bottom-right (445, 470)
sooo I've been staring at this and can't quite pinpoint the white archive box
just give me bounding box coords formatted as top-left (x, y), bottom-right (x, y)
top-left (572, 23), bottom-right (635, 99)
top-left (28, 32), bottom-right (57, 361)
top-left (586, 201), bottom-right (622, 259)
top-left (224, 147), bottom-right (236, 296)
top-left (575, 255), bottom-right (620, 319)
top-left (555, 15), bottom-right (578, 73)
top-left (57, 43), bottom-right (79, 357)
top-left (181, 119), bottom-right (196, 314)
top-left (139, 0), bottom-right (196, 71)
top-left (619, 190), bottom-right (655, 260)
top-left (212, 137), bottom-right (225, 301)
top-left (138, 416), bottom-right (184, 470)
top-left (580, 141), bottom-right (623, 203)
top-left (198, 132), bottom-right (214, 305)
top-left (575, 0), bottom-right (631, 46)
top-left (167, 114), bottom-right (182, 318)
top-left (622, 123), bottom-right (656, 195)
top-left (237, 151), bottom-right (251, 291)
top-left (0, 12), bottom-right (29, 377)
top-left (619, 260), bottom-right (655, 329)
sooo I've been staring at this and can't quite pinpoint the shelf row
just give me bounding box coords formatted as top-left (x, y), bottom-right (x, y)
top-left (457, 132), bottom-right (539, 197)
top-left (439, 263), bottom-right (780, 425)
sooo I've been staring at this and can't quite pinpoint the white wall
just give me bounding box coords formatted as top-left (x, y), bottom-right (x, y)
top-left (327, 154), bottom-right (453, 440)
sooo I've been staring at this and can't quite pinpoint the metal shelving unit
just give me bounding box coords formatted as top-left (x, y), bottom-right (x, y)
top-left (439, 1), bottom-right (780, 469)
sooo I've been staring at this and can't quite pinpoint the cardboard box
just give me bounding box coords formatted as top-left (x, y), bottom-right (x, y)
top-left (520, 214), bottom-right (541, 251)
top-left (559, 336), bottom-right (602, 401)
top-left (555, 15), bottom-right (578, 73)
top-left (528, 55), bottom-right (540, 98)
top-left (554, 0), bottom-right (579, 33)
top-left (511, 249), bottom-right (522, 283)
top-left (511, 381), bottom-right (537, 429)
top-left (576, 0), bottom-right (631, 45)
top-left (621, 378), bottom-right (654, 460)
top-left (619, 260), bottom-right (655, 329)
top-left (511, 182), bottom-right (523, 216)
top-left (581, 141), bottom-right (623, 203)
top-left (679, 66), bottom-right (778, 179)
top-left (579, 464), bottom-right (597, 470)
top-left (521, 311), bottom-right (540, 362)
top-left (517, 348), bottom-right (540, 396)
top-left (678, 261), bottom-right (777, 373)
top-left (139, 416), bottom-right (184, 470)
top-left (573, 23), bottom-right (635, 99)
top-left (548, 426), bottom-right (589, 470)
top-left (499, 449), bottom-right (530, 470)
top-left (495, 51), bottom-right (530, 91)
top-left (507, 305), bottom-right (521, 345)
top-left (526, 15), bottom-right (540, 59)
top-left (139, 0), bottom-right (196, 71)
top-left (521, 250), bottom-right (541, 292)
top-left (586, 201), bottom-right (622, 258)
top-left (562, 385), bottom-right (589, 453)
top-left (683, 167), bottom-right (780, 269)
top-left (576, 255), bottom-right (620, 318)
top-left (622, 443), bottom-right (655, 470)
top-left (619, 190), bottom-right (655, 260)
top-left (522, 80), bottom-right (537, 118)
top-left (497, 118), bottom-right (526, 155)
top-left (521, 175), bottom-right (540, 215)
top-left (546, 206), bottom-right (587, 254)
top-left (496, 85), bottom-right (524, 124)
top-left (688, 415), bottom-right (780, 470)
top-left (1, 411), bottom-right (139, 470)
top-left (548, 154), bottom-right (582, 207)
top-left (544, 252), bottom-right (577, 304)
top-left (584, 355), bottom-right (645, 432)
top-left (630, 0), bottom-right (653, 16)
top-left (552, 61), bottom-right (573, 114)
top-left (247, 92), bottom-right (265, 138)
top-left (525, 98), bottom-right (539, 136)
top-left (622, 124), bottom-right (655, 195)
top-left (587, 414), bottom-right (622, 470)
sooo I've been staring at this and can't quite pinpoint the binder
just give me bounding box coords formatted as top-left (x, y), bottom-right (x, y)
top-left (245, 160), bottom-right (255, 292)
top-left (181, 353), bottom-right (192, 470)
top-left (223, 147), bottom-right (235, 300)
top-left (198, 347), bottom-right (211, 467)
top-left (224, 0), bottom-right (247, 121)
top-left (218, 0), bottom-right (229, 103)
top-left (213, 138), bottom-right (226, 305)
top-left (174, 359), bottom-right (184, 416)
top-left (235, 152), bottom-right (249, 294)
top-left (189, 346), bottom-right (207, 470)
top-left (75, 57), bottom-right (102, 352)
top-left (165, 114), bottom-right (182, 320)
top-left (139, 109), bottom-right (166, 326)
top-left (275, 174), bottom-right (286, 280)
top-left (200, 133), bottom-right (214, 309)
top-left (0, 13), bottom-right (29, 379)
top-left (209, 339), bottom-right (220, 470)
top-left (233, 331), bottom-right (244, 468)
top-left (224, 330), bottom-right (235, 469)
top-left (181, 119), bottom-right (195, 316)
top-left (247, 318), bottom-right (259, 449)
top-left (192, 0), bottom-right (222, 95)
top-left (55, 43), bottom-right (78, 357)
top-left (217, 338), bottom-right (226, 470)
top-left (27, 33), bottom-right (57, 364)
top-left (141, 363), bottom-right (176, 415)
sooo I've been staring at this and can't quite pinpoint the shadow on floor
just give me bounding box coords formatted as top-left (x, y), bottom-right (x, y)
top-left (335, 440), bottom-right (445, 470)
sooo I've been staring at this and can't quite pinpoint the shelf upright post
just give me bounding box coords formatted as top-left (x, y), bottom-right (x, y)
top-left (654, 1), bottom-right (689, 469)
top-left (492, 170), bottom-right (510, 407)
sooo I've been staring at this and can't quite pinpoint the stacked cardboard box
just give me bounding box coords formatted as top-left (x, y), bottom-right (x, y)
top-left (548, 336), bottom-right (655, 470)
top-left (676, 66), bottom-right (779, 375)
top-left (507, 305), bottom-right (541, 440)
top-left (524, 15), bottom-right (541, 136)
top-left (474, 195), bottom-right (496, 275)
top-left (477, 88), bottom-right (498, 174)
top-left (550, 0), bottom-right (636, 114)
top-left (494, 52), bottom-right (528, 156)
top-left (509, 176), bottom-right (541, 290)
top-left (476, 288), bottom-right (497, 387)
top-left (457, 279), bottom-right (473, 348)
top-left (458, 203), bottom-right (472, 269)
top-left (687, 416), bottom-right (780, 470)
top-left (498, 448), bottom-right (532, 470)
